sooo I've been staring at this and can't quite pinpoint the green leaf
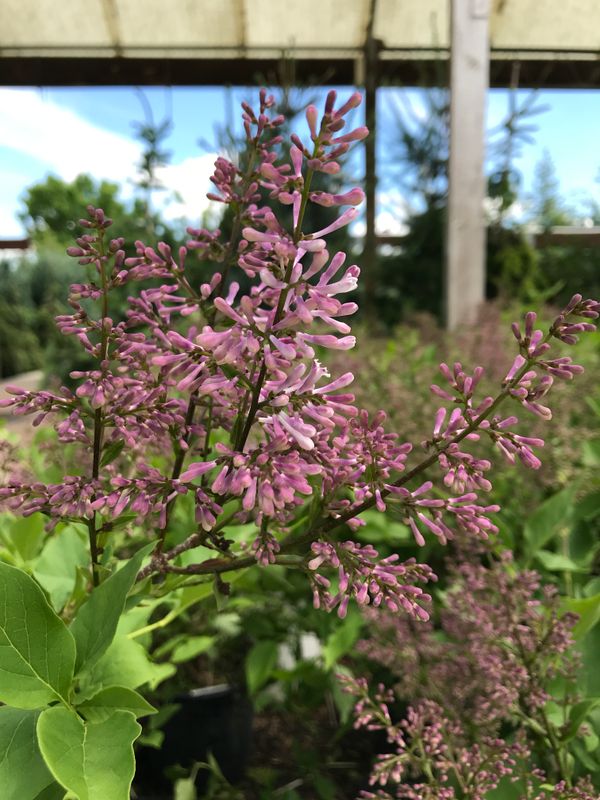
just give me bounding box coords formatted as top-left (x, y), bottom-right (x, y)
top-left (584, 576), bottom-right (600, 597)
top-left (99, 439), bottom-right (125, 468)
top-left (77, 635), bottom-right (175, 700)
top-left (0, 707), bottom-right (53, 799)
top-left (584, 729), bottom-right (599, 753)
top-left (569, 519), bottom-right (599, 564)
top-left (574, 491), bottom-right (600, 521)
top-left (126, 579), bottom-right (222, 641)
top-left (246, 641), bottom-right (278, 695)
top-left (108, 514), bottom-right (139, 530)
top-left (535, 550), bottom-right (583, 572)
top-left (36, 706), bottom-right (141, 800)
top-left (0, 561), bottom-right (75, 708)
top-left (171, 635), bottom-right (215, 664)
top-left (561, 698), bottom-right (600, 741)
top-left (179, 579), bottom-right (219, 609)
top-left (70, 543), bottom-right (154, 673)
top-left (524, 487), bottom-right (575, 555)
top-left (155, 633), bottom-right (215, 663)
top-left (314, 773), bottom-right (337, 800)
top-left (116, 598), bottom-right (162, 637)
top-left (33, 784), bottom-right (66, 799)
top-left (33, 525), bottom-right (89, 611)
top-left (485, 777), bottom-right (529, 799)
top-left (76, 686), bottom-right (157, 723)
top-left (562, 593), bottom-right (600, 639)
top-left (138, 729), bottom-right (164, 749)
top-left (582, 438), bottom-right (600, 466)
top-left (571, 738), bottom-right (600, 772)
top-left (213, 576), bottom-right (230, 611)
top-left (174, 776), bottom-right (198, 800)
top-left (586, 396), bottom-right (600, 419)
top-left (359, 510), bottom-right (411, 544)
top-left (323, 611), bottom-right (364, 670)
top-left (581, 624), bottom-right (600, 695)
top-left (7, 513), bottom-right (46, 562)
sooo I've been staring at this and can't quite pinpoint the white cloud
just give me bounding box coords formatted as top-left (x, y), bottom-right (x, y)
top-left (0, 89), bottom-right (219, 236)
top-left (353, 187), bottom-right (410, 239)
top-left (0, 210), bottom-right (23, 238)
top-left (378, 188), bottom-right (410, 235)
top-left (0, 89), bottom-right (141, 183)
top-left (155, 154), bottom-right (219, 225)
top-left (0, 169), bottom-right (34, 237)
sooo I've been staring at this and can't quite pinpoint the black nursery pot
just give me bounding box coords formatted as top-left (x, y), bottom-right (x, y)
top-left (134, 684), bottom-right (253, 799)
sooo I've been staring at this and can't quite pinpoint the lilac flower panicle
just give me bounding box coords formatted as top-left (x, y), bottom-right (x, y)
top-left (0, 91), bottom-right (598, 634)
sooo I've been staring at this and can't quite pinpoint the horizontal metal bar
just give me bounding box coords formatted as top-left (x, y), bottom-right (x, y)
top-left (0, 238), bottom-right (30, 249)
top-left (1, 44), bottom-right (599, 56)
top-left (2, 55), bottom-right (600, 88)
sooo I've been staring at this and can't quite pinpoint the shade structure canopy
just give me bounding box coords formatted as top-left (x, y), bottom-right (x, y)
top-left (1, 0), bottom-right (599, 87)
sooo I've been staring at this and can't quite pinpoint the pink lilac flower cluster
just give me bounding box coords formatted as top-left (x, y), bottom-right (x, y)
top-left (541, 780), bottom-right (598, 800)
top-left (308, 540), bottom-right (435, 619)
top-left (343, 552), bottom-right (594, 797)
top-left (356, 552), bottom-right (579, 728)
top-left (0, 90), bottom-right (598, 619)
top-left (342, 676), bottom-right (595, 800)
top-left (341, 681), bottom-right (528, 800)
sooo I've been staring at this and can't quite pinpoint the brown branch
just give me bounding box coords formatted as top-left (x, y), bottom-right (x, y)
top-left (87, 228), bottom-right (111, 587)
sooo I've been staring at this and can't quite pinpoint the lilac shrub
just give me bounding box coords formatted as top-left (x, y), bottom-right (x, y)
top-left (0, 89), bottom-right (598, 798)
top-left (343, 681), bottom-right (597, 799)
top-left (344, 551), bottom-right (594, 796)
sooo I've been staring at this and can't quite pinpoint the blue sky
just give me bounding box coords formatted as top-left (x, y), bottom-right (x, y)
top-left (0, 85), bottom-right (599, 237)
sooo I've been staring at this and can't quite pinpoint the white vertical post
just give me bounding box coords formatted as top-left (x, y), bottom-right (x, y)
top-left (445, 0), bottom-right (490, 329)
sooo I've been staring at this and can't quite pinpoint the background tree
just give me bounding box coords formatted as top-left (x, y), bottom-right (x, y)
top-left (531, 149), bottom-right (572, 230)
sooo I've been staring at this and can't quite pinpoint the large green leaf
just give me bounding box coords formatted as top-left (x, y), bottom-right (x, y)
top-left (524, 487), bottom-right (575, 556)
top-left (76, 635), bottom-right (175, 701)
top-left (0, 707), bottom-right (53, 799)
top-left (76, 685), bottom-right (157, 723)
top-left (33, 525), bottom-right (89, 611)
top-left (36, 706), bottom-right (141, 800)
top-left (70, 543), bottom-right (154, 673)
top-left (0, 561), bottom-right (75, 707)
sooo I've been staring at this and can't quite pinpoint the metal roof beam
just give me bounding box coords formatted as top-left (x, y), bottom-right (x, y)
top-left (2, 53), bottom-right (600, 88)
